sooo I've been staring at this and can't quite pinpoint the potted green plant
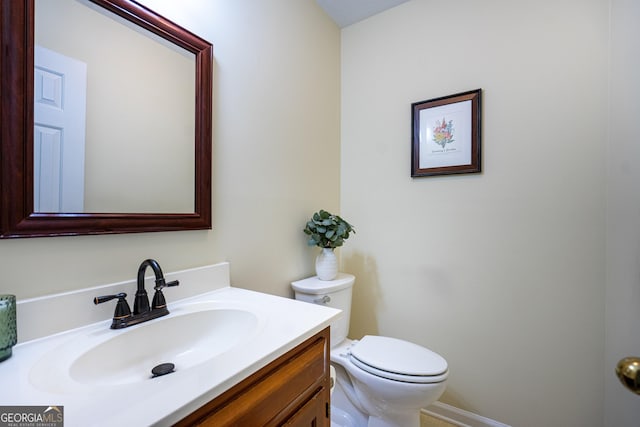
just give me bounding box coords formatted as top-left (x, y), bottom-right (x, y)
top-left (303, 210), bottom-right (355, 280)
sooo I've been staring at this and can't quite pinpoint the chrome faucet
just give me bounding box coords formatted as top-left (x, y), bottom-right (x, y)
top-left (94, 259), bottom-right (179, 329)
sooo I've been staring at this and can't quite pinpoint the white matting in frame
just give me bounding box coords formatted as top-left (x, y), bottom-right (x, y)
top-left (419, 99), bottom-right (471, 169)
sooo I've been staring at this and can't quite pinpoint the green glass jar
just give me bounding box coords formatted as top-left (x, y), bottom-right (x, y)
top-left (0, 295), bottom-right (17, 362)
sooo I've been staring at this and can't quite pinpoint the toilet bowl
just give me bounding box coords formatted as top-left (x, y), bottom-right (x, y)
top-left (292, 274), bottom-right (448, 427)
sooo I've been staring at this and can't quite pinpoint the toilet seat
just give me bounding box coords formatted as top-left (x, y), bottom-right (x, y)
top-left (348, 336), bottom-right (448, 384)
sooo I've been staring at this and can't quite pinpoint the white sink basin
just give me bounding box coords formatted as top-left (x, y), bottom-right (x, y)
top-left (29, 305), bottom-right (261, 393)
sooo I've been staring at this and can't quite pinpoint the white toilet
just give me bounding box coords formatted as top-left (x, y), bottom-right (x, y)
top-left (292, 273), bottom-right (448, 427)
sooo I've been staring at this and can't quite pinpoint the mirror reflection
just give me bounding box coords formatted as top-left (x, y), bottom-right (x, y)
top-left (34, 0), bottom-right (195, 213)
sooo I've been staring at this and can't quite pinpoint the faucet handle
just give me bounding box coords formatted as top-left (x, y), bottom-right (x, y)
top-left (94, 292), bottom-right (132, 319)
top-left (151, 280), bottom-right (179, 310)
top-left (154, 279), bottom-right (179, 291)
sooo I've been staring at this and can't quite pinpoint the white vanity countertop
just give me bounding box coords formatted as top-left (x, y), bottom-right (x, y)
top-left (0, 264), bottom-right (340, 427)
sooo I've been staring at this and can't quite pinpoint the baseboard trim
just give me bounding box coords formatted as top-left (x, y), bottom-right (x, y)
top-left (422, 402), bottom-right (512, 427)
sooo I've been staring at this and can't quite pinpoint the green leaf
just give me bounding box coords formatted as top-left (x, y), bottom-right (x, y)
top-left (304, 209), bottom-right (355, 248)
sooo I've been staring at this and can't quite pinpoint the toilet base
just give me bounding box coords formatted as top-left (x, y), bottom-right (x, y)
top-left (331, 363), bottom-right (423, 427)
top-left (330, 404), bottom-right (420, 427)
top-left (330, 405), bottom-right (358, 427)
top-left (331, 365), bottom-right (368, 426)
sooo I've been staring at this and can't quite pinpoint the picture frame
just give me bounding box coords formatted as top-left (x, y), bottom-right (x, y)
top-left (411, 89), bottom-right (481, 177)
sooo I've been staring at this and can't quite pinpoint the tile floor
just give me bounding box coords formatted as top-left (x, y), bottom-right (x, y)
top-left (421, 412), bottom-right (458, 427)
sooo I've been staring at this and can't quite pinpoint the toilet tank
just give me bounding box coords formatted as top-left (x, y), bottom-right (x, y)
top-left (291, 273), bottom-right (355, 348)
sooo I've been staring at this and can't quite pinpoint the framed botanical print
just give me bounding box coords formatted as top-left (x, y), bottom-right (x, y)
top-left (411, 89), bottom-right (481, 177)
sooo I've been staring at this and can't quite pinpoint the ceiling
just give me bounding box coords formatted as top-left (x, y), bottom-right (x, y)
top-left (315, 0), bottom-right (410, 28)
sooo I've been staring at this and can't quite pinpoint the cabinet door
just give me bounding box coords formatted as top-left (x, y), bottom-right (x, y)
top-left (176, 327), bottom-right (330, 427)
top-left (282, 390), bottom-right (328, 427)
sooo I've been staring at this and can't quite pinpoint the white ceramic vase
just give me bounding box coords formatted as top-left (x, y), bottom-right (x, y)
top-left (315, 248), bottom-right (338, 281)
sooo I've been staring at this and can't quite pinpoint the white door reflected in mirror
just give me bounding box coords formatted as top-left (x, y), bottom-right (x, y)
top-left (34, 45), bottom-right (87, 213)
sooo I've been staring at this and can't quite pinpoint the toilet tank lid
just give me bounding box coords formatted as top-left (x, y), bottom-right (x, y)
top-left (291, 273), bottom-right (355, 294)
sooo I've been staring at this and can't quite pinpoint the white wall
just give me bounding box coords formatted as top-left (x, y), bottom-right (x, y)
top-left (0, 0), bottom-right (340, 300)
top-left (605, 0), bottom-right (640, 425)
top-left (340, 1), bottom-right (608, 426)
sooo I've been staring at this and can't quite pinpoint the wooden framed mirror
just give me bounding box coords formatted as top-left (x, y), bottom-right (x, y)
top-left (0, 0), bottom-right (212, 238)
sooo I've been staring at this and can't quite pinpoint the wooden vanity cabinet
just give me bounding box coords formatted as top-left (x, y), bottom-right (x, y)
top-left (175, 327), bottom-right (330, 427)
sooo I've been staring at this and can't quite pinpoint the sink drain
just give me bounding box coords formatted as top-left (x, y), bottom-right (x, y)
top-left (151, 363), bottom-right (175, 378)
